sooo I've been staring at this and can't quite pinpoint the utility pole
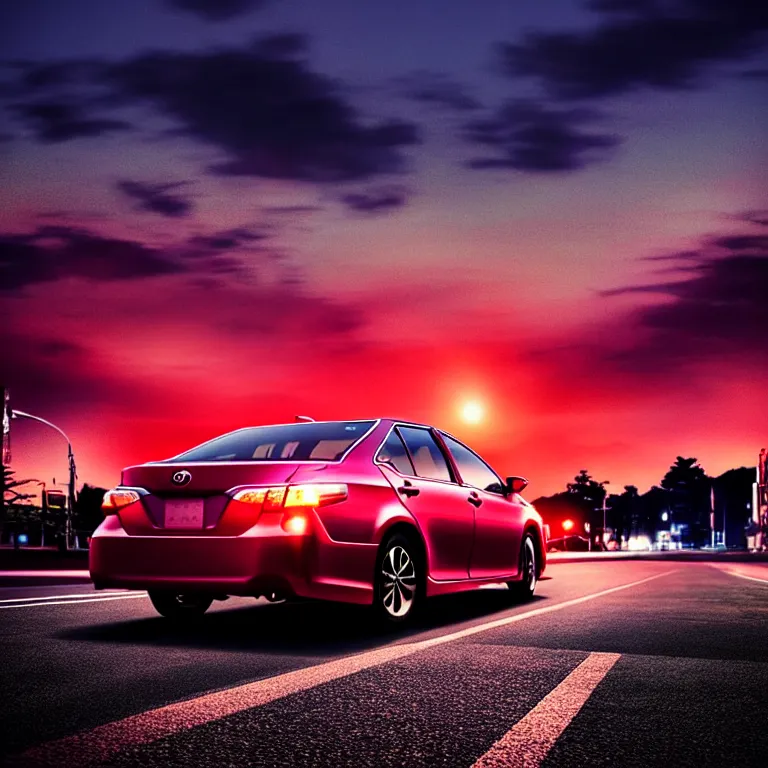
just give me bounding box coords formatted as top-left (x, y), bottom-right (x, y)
top-left (722, 499), bottom-right (726, 549)
top-left (34, 480), bottom-right (46, 546)
top-left (600, 481), bottom-right (610, 550)
top-left (1, 386), bottom-right (11, 538)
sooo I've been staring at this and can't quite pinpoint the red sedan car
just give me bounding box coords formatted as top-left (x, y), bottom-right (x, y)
top-left (90, 419), bottom-right (546, 623)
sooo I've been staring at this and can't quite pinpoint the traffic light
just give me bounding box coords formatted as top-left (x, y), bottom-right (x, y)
top-left (45, 490), bottom-right (67, 512)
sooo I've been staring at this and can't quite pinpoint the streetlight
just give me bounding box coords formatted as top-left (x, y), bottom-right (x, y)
top-left (11, 410), bottom-right (77, 550)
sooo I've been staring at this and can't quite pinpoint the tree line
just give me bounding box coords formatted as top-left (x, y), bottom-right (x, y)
top-left (532, 458), bottom-right (755, 549)
top-left (0, 456), bottom-right (757, 549)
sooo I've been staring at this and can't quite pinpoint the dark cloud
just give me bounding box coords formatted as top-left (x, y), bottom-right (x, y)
top-left (100, 36), bottom-right (419, 183)
top-left (0, 220), bottom-right (292, 294)
top-left (2, 37), bottom-right (419, 184)
top-left (396, 72), bottom-right (481, 112)
top-left (602, 214), bottom-right (768, 369)
top-left (738, 68), bottom-right (768, 80)
top-left (10, 101), bottom-right (130, 142)
top-left (116, 179), bottom-right (194, 218)
top-left (586, 0), bottom-right (660, 11)
top-left (187, 227), bottom-right (268, 252)
top-left (262, 205), bottom-right (322, 215)
top-left (464, 100), bottom-right (619, 172)
top-left (742, 210), bottom-right (768, 227)
top-left (0, 329), bottom-right (149, 414)
top-left (1, 59), bottom-right (102, 95)
top-left (164, 0), bottom-right (269, 22)
top-left (341, 186), bottom-right (408, 214)
top-left (501, 0), bottom-right (768, 100)
top-left (0, 225), bottom-right (184, 291)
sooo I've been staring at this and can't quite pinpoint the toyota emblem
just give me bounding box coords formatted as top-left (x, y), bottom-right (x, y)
top-left (171, 470), bottom-right (192, 486)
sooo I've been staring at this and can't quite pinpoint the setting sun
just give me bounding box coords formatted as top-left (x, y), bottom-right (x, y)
top-left (460, 400), bottom-right (485, 425)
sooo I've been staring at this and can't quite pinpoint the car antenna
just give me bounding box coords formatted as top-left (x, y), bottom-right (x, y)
top-left (295, 415), bottom-right (315, 422)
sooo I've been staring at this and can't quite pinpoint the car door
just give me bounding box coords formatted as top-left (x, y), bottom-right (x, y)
top-left (376, 426), bottom-right (474, 581)
top-left (440, 433), bottom-right (525, 579)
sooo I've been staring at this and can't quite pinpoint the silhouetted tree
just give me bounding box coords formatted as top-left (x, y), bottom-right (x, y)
top-left (73, 484), bottom-right (107, 536)
top-left (607, 485), bottom-right (641, 545)
top-left (712, 467), bottom-right (754, 548)
top-left (567, 469), bottom-right (609, 544)
top-left (567, 470), bottom-right (608, 506)
top-left (2, 466), bottom-right (41, 546)
top-left (660, 457), bottom-right (710, 545)
top-left (532, 491), bottom-right (589, 539)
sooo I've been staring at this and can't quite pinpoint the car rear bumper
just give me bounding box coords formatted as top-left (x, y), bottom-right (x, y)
top-left (89, 514), bottom-right (376, 605)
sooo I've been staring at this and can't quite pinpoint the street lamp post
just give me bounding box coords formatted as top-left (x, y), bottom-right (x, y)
top-left (10, 410), bottom-right (77, 550)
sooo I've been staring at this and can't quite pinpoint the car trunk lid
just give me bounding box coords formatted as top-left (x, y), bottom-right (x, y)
top-left (117, 461), bottom-right (307, 535)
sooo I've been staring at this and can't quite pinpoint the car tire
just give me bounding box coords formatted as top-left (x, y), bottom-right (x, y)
top-left (507, 533), bottom-right (537, 601)
top-left (148, 591), bottom-right (213, 620)
top-left (374, 533), bottom-right (422, 625)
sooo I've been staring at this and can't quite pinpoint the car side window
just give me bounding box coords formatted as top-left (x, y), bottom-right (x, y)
top-left (376, 430), bottom-right (415, 475)
top-left (442, 435), bottom-right (504, 494)
top-left (398, 427), bottom-right (453, 482)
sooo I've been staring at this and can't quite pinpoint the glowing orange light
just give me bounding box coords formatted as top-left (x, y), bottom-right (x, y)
top-left (285, 484), bottom-right (347, 508)
top-left (233, 488), bottom-right (268, 506)
top-left (282, 514), bottom-right (308, 535)
top-left (285, 485), bottom-right (321, 508)
top-left (101, 488), bottom-right (140, 514)
top-left (231, 484), bottom-right (347, 526)
top-left (562, 519), bottom-right (574, 532)
top-left (460, 400), bottom-right (484, 425)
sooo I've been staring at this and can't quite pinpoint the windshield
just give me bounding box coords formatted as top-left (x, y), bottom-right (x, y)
top-left (171, 421), bottom-right (376, 462)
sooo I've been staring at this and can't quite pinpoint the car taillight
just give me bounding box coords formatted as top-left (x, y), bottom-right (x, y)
top-left (282, 514), bottom-right (308, 535)
top-left (231, 483), bottom-right (348, 534)
top-left (284, 484), bottom-right (347, 508)
top-left (232, 487), bottom-right (286, 511)
top-left (102, 488), bottom-right (141, 515)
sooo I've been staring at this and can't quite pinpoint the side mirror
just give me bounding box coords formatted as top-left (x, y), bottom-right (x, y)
top-left (506, 476), bottom-right (528, 495)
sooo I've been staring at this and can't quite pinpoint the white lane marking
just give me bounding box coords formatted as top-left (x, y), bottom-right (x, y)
top-left (13, 569), bottom-right (674, 767)
top-left (472, 652), bottom-right (621, 768)
top-left (0, 594), bottom-right (148, 610)
top-left (719, 569), bottom-right (768, 586)
top-left (0, 570), bottom-right (90, 578)
top-left (0, 591), bottom-right (141, 604)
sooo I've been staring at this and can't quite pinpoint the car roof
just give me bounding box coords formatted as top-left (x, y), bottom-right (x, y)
top-left (230, 418), bottom-right (435, 431)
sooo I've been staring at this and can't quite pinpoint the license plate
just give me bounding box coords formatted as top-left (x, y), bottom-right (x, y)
top-left (165, 499), bottom-right (204, 529)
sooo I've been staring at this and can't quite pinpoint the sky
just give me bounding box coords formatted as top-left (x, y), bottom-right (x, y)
top-left (1, 0), bottom-right (766, 500)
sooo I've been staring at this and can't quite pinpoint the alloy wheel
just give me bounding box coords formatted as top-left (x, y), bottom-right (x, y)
top-left (523, 536), bottom-right (537, 594)
top-left (380, 544), bottom-right (417, 618)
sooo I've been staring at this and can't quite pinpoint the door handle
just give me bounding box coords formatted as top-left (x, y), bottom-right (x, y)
top-left (398, 480), bottom-right (420, 498)
top-left (467, 491), bottom-right (482, 507)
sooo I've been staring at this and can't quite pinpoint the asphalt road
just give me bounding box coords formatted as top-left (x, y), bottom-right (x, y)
top-left (1, 560), bottom-right (767, 767)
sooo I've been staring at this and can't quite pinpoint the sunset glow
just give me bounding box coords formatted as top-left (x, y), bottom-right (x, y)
top-left (460, 401), bottom-right (485, 426)
top-left (1, 0), bottom-right (765, 499)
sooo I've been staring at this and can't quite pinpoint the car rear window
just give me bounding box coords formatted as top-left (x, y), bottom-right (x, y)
top-left (172, 421), bottom-right (376, 462)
